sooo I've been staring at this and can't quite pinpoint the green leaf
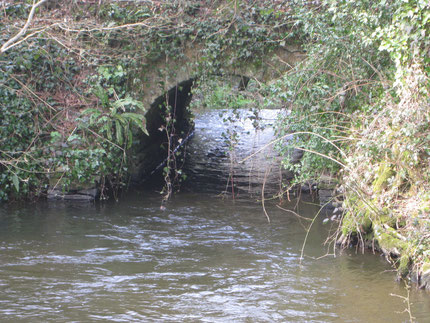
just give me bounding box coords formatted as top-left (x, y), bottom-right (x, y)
top-left (127, 129), bottom-right (133, 149)
top-left (93, 85), bottom-right (110, 107)
top-left (12, 174), bottom-right (19, 193)
top-left (67, 134), bottom-right (80, 142)
top-left (114, 114), bottom-right (127, 125)
top-left (114, 65), bottom-right (124, 78)
top-left (50, 131), bottom-right (61, 143)
top-left (106, 121), bottom-right (113, 140)
top-left (115, 120), bottom-right (123, 145)
top-left (81, 108), bottom-right (101, 116)
top-left (122, 113), bottom-right (148, 135)
top-left (112, 96), bottom-right (146, 112)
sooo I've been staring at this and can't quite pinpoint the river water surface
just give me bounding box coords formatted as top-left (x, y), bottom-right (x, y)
top-left (1, 109), bottom-right (429, 322)
top-left (1, 193), bottom-right (429, 322)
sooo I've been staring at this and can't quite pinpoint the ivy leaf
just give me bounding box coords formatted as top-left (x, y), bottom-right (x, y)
top-left (67, 134), bottom-right (80, 143)
top-left (50, 131), bottom-right (62, 143)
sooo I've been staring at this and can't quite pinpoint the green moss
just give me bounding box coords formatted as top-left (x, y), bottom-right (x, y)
top-left (374, 225), bottom-right (408, 253)
top-left (363, 218), bottom-right (372, 233)
top-left (372, 162), bottom-right (395, 193)
top-left (341, 212), bottom-right (358, 236)
top-left (398, 254), bottom-right (410, 277)
top-left (341, 210), bottom-right (372, 236)
top-left (378, 213), bottom-right (397, 228)
top-left (379, 233), bottom-right (405, 250)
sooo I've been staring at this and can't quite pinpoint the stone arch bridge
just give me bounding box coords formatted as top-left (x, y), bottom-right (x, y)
top-left (129, 43), bottom-right (304, 184)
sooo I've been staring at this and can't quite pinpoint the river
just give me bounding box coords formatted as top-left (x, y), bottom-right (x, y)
top-left (0, 109), bottom-right (429, 322)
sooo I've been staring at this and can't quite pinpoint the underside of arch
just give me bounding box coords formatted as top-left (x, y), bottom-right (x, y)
top-left (128, 79), bottom-right (195, 185)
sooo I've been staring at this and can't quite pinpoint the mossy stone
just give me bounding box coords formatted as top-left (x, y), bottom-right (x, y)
top-left (372, 162), bottom-right (395, 193)
top-left (374, 225), bottom-right (408, 254)
top-left (398, 254), bottom-right (410, 277)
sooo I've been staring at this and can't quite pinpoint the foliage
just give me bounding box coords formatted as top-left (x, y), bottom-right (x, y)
top-left (0, 33), bottom-right (81, 201)
top-left (0, 5), bottom-right (150, 201)
top-left (262, 0), bottom-right (430, 281)
top-left (267, 0), bottom-right (391, 187)
top-left (340, 0), bottom-right (430, 279)
top-left (373, 0), bottom-right (430, 82)
top-left (191, 78), bottom-right (256, 111)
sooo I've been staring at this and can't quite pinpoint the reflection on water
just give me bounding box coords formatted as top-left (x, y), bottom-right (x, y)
top-left (183, 109), bottom-right (287, 195)
top-left (0, 192), bottom-right (429, 322)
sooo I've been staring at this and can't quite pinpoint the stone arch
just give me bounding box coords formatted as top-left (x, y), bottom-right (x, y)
top-left (128, 45), bottom-right (305, 185)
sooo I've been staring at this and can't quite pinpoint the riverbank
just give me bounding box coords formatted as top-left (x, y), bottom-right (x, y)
top-left (338, 62), bottom-right (430, 289)
top-left (258, 0), bottom-right (430, 290)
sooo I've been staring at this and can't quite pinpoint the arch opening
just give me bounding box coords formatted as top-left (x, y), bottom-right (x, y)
top-left (128, 79), bottom-right (194, 185)
top-left (128, 74), bottom-right (301, 198)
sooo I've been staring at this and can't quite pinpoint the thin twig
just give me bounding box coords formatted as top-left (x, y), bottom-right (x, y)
top-left (261, 164), bottom-right (272, 223)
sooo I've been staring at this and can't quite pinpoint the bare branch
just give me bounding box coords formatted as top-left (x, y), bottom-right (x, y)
top-left (0, 0), bottom-right (48, 53)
